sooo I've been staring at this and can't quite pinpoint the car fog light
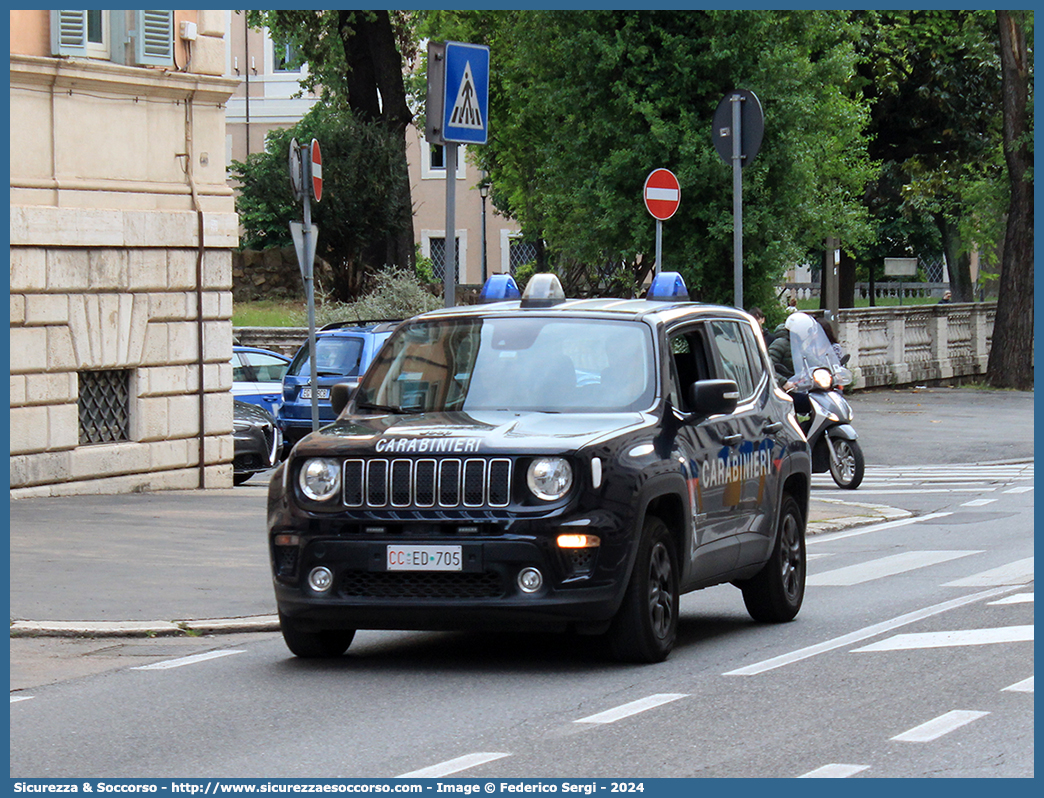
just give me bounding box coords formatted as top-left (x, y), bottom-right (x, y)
top-left (308, 566), bottom-right (334, 592)
top-left (557, 534), bottom-right (601, 549)
top-left (517, 567), bottom-right (543, 594)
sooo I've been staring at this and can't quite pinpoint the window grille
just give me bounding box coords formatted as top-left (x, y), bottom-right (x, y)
top-left (921, 255), bottom-right (946, 283)
top-left (78, 370), bottom-right (131, 445)
top-left (429, 237), bottom-right (460, 283)
top-left (508, 238), bottom-right (538, 276)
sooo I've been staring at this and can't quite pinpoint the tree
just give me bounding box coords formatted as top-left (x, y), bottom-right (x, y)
top-left (231, 103), bottom-right (413, 300)
top-left (246, 10), bottom-right (417, 299)
top-left (855, 11), bottom-right (1006, 302)
top-left (421, 10), bottom-right (875, 306)
top-left (987, 11), bottom-right (1033, 389)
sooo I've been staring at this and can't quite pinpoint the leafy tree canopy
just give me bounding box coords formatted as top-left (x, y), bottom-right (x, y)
top-left (230, 102), bottom-right (413, 300)
top-left (420, 10), bottom-right (876, 306)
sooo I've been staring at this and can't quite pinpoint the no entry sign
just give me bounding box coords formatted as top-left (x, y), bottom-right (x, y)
top-left (644, 169), bottom-right (680, 220)
top-left (310, 139), bottom-right (323, 203)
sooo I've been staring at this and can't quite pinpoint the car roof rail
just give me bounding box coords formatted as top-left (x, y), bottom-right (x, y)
top-left (319, 318), bottom-right (403, 332)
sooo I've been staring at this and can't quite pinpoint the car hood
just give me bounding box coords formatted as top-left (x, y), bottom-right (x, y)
top-left (292, 410), bottom-right (653, 457)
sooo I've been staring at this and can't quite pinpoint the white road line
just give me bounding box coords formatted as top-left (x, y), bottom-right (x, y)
top-left (574, 693), bottom-right (687, 724)
top-left (1004, 486), bottom-right (1034, 494)
top-left (130, 650), bottom-right (245, 670)
top-left (943, 557), bottom-right (1034, 587)
top-left (396, 753), bottom-right (509, 778)
top-left (10, 695), bottom-right (33, 704)
top-left (853, 625), bottom-right (1033, 652)
top-left (961, 498), bottom-right (998, 507)
top-left (798, 764), bottom-right (870, 778)
top-left (807, 550), bottom-right (981, 587)
top-left (723, 585), bottom-right (1017, 676)
top-left (815, 489), bottom-right (989, 495)
top-left (807, 512), bottom-right (952, 545)
top-left (989, 593), bottom-right (1033, 605)
top-left (1002, 677), bottom-right (1034, 693)
top-left (891, 710), bottom-right (989, 743)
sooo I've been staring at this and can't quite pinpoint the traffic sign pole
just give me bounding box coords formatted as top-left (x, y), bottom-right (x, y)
top-left (444, 143), bottom-right (457, 308)
top-left (302, 155), bottom-right (319, 431)
top-left (732, 94), bottom-right (744, 309)
top-left (655, 220), bottom-right (663, 276)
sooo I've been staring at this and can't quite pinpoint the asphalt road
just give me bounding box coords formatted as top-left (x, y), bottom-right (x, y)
top-left (10, 483), bottom-right (1033, 778)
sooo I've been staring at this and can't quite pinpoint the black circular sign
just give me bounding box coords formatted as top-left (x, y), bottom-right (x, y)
top-left (712, 89), bottom-right (764, 167)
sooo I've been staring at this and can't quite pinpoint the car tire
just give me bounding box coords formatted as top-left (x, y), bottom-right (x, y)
top-left (233, 471), bottom-right (253, 486)
top-left (605, 516), bottom-right (679, 663)
top-left (828, 437), bottom-right (865, 489)
top-left (740, 494), bottom-right (805, 623)
top-left (279, 612), bottom-right (356, 658)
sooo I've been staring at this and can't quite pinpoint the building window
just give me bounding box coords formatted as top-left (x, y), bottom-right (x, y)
top-left (51, 10), bottom-right (171, 66)
top-left (421, 141), bottom-right (467, 180)
top-left (508, 238), bottom-right (539, 276)
top-left (428, 237), bottom-right (461, 283)
top-left (430, 144), bottom-right (445, 170)
top-left (78, 370), bottom-right (131, 445)
top-left (272, 37), bottom-right (300, 72)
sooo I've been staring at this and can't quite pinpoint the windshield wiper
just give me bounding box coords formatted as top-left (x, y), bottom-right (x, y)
top-left (356, 401), bottom-right (405, 415)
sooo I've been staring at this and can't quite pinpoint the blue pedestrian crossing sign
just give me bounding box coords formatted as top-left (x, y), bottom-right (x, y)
top-left (441, 41), bottom-right (490, 145)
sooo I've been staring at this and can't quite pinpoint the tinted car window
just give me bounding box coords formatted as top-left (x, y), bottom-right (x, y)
top-left (358, 317), bottom-right (655, 413)
top-left (289, 337), bottom-right (365, 378)
top-left (739, 322), bottom-right (768, 387)
top-left (242, 352), bottom-right (290, 382)
top-left (709, 320), bottom-right (755, 398)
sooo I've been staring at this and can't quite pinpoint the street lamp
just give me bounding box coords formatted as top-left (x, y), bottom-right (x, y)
top-left (479, 170), bottom-right (490, 283)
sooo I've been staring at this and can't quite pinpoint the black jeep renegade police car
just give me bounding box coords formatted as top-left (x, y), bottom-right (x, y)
top-left (268, 273), bottom-right (811, 662)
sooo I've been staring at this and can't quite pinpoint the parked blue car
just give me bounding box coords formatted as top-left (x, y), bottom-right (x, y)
top-left (232, 345), bottom-right (292, 418)
top-left (277, 321), bottom-right (399, 451)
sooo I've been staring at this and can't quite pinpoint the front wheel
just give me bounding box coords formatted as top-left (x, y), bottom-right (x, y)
top-left (740, 495), bottom-right (805, 623)
top-left (605, 516), bottom-right (679, 663)
top-left (279, 612), bottom-right (356, 658)
top-left (828, 437), bottom-right (865, 489)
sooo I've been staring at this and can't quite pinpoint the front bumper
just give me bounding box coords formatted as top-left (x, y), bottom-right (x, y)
top-left (270, 512), bottom-right (635, 633)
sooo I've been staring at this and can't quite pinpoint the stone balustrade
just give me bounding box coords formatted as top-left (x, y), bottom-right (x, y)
top-left (235, 302), bottom-right (997, 392)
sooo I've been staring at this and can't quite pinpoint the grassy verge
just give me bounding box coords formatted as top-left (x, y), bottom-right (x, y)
top-left (232, 299), bottom-right (304, 327)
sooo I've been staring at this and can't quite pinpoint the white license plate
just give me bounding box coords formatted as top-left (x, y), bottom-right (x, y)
top-left (387, 545), bottom-right (462, 571)
top-left (300, 387), bottom-right (330, 400)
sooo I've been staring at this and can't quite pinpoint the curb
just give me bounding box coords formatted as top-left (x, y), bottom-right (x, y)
top-left (10, 499), bottom-right (909, 639)
top-left (10, 615), bottom-right (280, 639)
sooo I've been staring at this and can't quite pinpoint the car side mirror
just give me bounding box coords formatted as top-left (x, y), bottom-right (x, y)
top-left (688, 379), bottom-right (740, 417)
top-left (331, 381), bottom-right (359, 416)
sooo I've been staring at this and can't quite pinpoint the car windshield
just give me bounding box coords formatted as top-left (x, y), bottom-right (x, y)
top-left (355, 317), bottom-right (655, 413)
top-left (288, 336), bottom-right (364, 378)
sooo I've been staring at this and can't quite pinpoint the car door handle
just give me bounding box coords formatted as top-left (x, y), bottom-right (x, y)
top-left (722, 433), bottom-right (742, 446)
top-left (763, 421), bottom-right (783, 434)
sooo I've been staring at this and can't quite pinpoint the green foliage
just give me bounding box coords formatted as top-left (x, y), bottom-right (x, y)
top-left (855, 11), bottom-right (1008, 292)
top-left (230, 102), bottom-right (413, 296)
top-left (291, 268), bottom-right (441, 327)
top-left (419, 10), bottom-right (876, 305)
top-left (512, 263), bottom-right (536, 293)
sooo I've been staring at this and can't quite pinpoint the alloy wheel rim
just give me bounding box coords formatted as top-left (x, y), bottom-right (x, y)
top-left (835, 441), bottom-right (855, 482)
top-left (779, 513), bottom-right (802, 598)
top-left (648, 542), bottom-right (674, 639)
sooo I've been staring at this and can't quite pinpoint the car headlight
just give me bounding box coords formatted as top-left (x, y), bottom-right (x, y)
top-left (527, 457), bottom-right (573, 501)
top-left (812, 368), bottom-right (834, 390)
top-left (298, 458), bottom-right (341, 501)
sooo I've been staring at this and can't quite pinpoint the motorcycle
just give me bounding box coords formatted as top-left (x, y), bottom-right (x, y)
top-left (784, 313), bottom-right (865, 489)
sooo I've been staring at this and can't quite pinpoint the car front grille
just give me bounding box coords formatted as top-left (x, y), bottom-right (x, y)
top-left (342, 458), bottom-right (512, 509)
top-left (340, 570), bottom-right (504, 599)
